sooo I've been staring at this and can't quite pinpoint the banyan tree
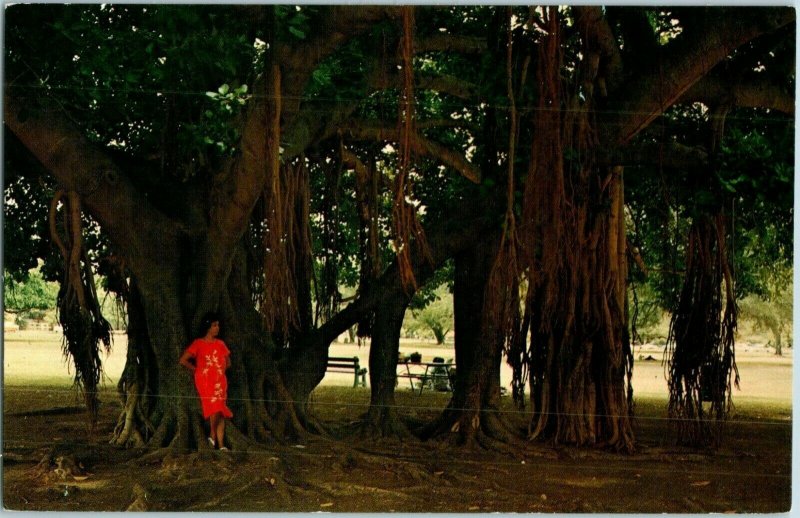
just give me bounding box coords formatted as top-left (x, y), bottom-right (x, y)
top-left (3, 5), bottom-right (794, 455)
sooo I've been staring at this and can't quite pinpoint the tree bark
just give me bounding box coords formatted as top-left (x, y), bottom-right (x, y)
top-left (528, 167), bottom-right (635, 453)
top-left (360, 292), bottom-right (411, 438)
top-left (420, 231), bottom-right (520, 448)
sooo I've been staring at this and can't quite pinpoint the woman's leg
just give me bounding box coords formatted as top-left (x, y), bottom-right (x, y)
top-left (214, 412), bottom-right (226, 448)
top-left (209, 413), bottom-right (220, 446)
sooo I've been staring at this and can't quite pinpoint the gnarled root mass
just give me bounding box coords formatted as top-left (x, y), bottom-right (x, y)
top-left (418, 400), bottom-right (525, 454)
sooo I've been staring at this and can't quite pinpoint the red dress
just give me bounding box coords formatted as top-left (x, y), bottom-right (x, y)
top-left (184, 338), bottom-right (233, 419)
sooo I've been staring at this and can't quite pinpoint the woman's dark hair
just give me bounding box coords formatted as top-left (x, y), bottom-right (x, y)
top-left (199, 312), bottom-right (221, 337)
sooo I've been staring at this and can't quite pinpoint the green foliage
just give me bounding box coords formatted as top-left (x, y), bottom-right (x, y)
top-left (4, 269), bottom-right (58, 323)
top-left (5, 4), bottom-right (258, 180)
top-left (629, 282), bottom-right (668, 344)
top-left (738, 268), bottom-right (793, 354)
top-left (275, 6), bottom-right (318, 42)
top-left (3, 4), bottom-right (793, 356)
top-left (404, 287), bottom-right (453, 344)
top-left (3, 166), bottom-right (58, 282)
top-left (201, 83), bottom-right (250, 155)
top-left (626, 101), bottom-right (793, 315)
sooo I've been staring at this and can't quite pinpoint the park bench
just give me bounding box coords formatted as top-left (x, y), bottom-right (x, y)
top-left (326, 356), bottom-right (368, 388)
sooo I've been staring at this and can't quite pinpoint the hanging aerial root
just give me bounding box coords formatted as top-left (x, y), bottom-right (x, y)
top-left (392, 6), bottom-right (432, 293)
top-left (666, 212), bottom-right (738, 447)
top-left (49, 190), bottom-right (112, 427)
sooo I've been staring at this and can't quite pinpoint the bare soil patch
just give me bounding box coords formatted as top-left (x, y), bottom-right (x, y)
top-left (2, 332), bottom-right (792, 512)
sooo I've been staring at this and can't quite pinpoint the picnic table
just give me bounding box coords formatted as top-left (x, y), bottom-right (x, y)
top-left (397, 358), bottom-right (454, 395)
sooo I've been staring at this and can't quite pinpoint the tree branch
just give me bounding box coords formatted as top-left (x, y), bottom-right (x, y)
top-left (419, 73), bottom-right (478, 99)
top-left (602, 7), bottom-right (795, 146)
top-left (3, 87), bottom-right (180, 275)
top-left (342, 121), bottom-right (481, 183)
top-left (680, 75), bottom-right (794, 114)
top-left (599, 140), bottom-right (709, 170)
top-left (416, 34), bottom-right (486, 54)
top-left (573, 6), bottom-right (623, 94)
top-left (319, 202), bottom-right (495, 343)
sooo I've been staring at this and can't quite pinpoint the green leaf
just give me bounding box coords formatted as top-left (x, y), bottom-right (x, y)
top-left (288, 26), bottom-right (306, 39)
top-left (218, 84), bottom-right (229, 95)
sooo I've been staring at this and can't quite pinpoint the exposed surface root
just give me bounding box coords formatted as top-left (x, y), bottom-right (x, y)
top-left (418, 404), bottom-right (525, 453)
top-left (357, 407), bottom-right (411, 440)
top-left (226, 424), bottom-right (268, 452)
top-left (110, 383), bottom-right (151, 448)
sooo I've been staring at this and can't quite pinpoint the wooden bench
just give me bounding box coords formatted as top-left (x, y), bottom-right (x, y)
top-left (326, 356), bottom-right (368, 388)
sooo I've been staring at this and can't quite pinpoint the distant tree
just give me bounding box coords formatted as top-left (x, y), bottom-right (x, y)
top-left (3, 270), bottom-right (58, 324)
top-left (739, 270), bottom-right (793, 355)
top-left (406, 290), bottom-right (453, 344)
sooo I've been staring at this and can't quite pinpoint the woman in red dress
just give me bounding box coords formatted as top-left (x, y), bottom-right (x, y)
top-left (179, 312), bottom-right (233, 450)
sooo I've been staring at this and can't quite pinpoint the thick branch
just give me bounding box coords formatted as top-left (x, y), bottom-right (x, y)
top-left (603, 7), bottom-right (795, 145)
top-left (416, 34), bottom-right (486, 54)
top-left (343, 121), bottom-right (481, 183)
top-left (418, 73), bottom-right (478, 99)
top-left (278, 6), bottom-right (396, 125)
top-left (600, 141), bottom-right (709, 169)
top-left (281, 11), bottom-right (483, 159)
top-left (573, 6), bottom-right (623, 94)
top-left (3, 88), bottom-right (179, 275)
top-left (605, 7), bottom-right (659, 64)
top-left (680, 75), bottom-right (794, 114)
top-left (199, 7), bottom-right (398, 314)
top-left (372, 72), bottom-right (479, 100)
top-left (319, 203), bottom-right (495, 343)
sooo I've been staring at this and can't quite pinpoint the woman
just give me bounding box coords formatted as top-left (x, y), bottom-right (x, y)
top-left (179, 312), bottom-right (233, 450)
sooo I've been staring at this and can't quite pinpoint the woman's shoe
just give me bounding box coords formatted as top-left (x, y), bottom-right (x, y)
top-left (219, 446), bottom-right (229, 451)
top-left (208, 437), bottom-right (216, 448)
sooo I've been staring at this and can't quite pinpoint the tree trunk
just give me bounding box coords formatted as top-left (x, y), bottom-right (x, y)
top-left (360, 292), bottom-right (411, 438)
top-left (132, 266), bottom-right (208, 452)
top-left (111, 240), bottom-right (316, 453)
top-left (420, 231), bottom-right (520, 448)
top-left (773, 330), bottom-right (782, 356)
top-left (528, 167), bottom-right (635, 452)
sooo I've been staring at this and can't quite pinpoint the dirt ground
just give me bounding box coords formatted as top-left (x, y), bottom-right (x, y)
top-left (2, 331), bottom-right (793, 512)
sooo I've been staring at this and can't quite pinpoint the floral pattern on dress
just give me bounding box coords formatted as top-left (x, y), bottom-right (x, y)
top-left (184, 338), bottom-right (233, 419)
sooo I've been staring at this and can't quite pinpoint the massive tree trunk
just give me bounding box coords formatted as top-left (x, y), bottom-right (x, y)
top-left (519, 9), bottom-right (635, 452)
top-left (527, 166), bottom-right (634, 452)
